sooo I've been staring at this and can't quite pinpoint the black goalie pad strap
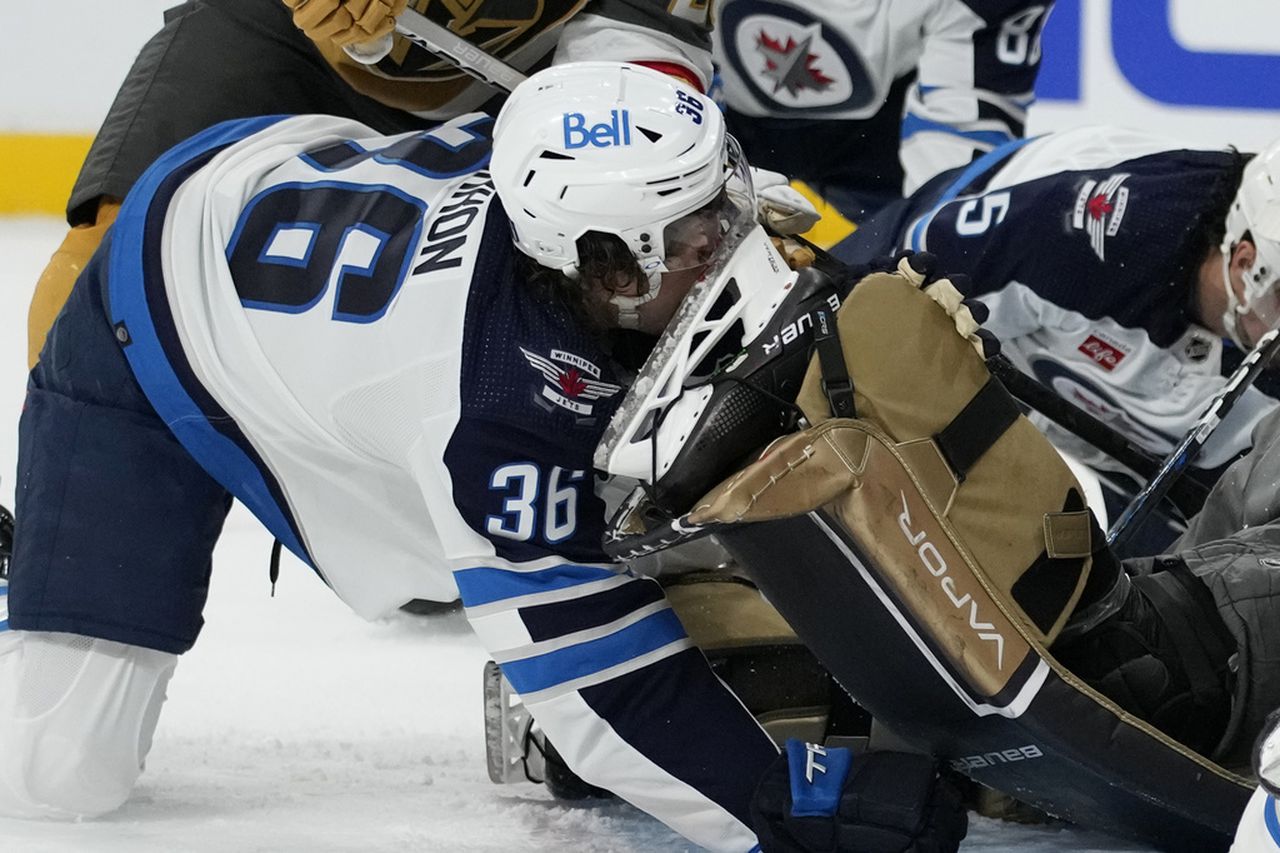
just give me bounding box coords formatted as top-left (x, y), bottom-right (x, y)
top-left (933, 375), bottom-right (1021, 482)
top-left (1011, 490), bottom-right (1092, 635)
top-left (813, 307), bottom-right (855, 419)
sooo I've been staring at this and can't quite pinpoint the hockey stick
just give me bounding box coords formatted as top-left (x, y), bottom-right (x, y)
top-left (1107, 327), bottom-right (1280, 549)
top-left (985, 354), bottom-right (1210, 518)
top-left (345, 8), bottom-right (528, 92)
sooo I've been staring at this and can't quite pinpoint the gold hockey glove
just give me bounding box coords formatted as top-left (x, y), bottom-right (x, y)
top-left (282, 0), bottom-right (407, 49)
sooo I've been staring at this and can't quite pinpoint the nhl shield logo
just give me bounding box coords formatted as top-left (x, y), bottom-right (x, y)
top-left (1183, 334), bottom-right (1213, 363)
top-left (1072, 174), bottom-right (1130, 261)
top-left (520, 347), bottom-right (622, 416)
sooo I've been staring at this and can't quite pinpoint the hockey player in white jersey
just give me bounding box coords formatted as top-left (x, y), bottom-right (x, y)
top-left (713, 0), bottom-right (1053, 222)
top-left (0, 62), bottom-right (805, 851)
top-left (838, 126), bottom-right (1280, 548)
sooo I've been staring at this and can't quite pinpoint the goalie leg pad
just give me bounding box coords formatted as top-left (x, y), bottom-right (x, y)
top-left (27, 201), bottom-right (119, 370)
top-left (663, 572), bottom-right (840, 746)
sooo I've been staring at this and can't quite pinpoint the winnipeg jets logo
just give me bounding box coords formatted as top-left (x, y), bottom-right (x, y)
top-left (1072, 174), bottom-right (1130, 261)
top-left (520, 347), bottom-right (621, 416)
top-left (756, 25), bottom-right (835, 96)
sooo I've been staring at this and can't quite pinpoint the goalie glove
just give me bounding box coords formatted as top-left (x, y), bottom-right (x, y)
top-left (885, 252), bottom-right (1000, 361)
top-left (282, 0), bottom-right (406, 50)
top-left (751, 741), bottom-right (967, 853)
top-left (753, 168), bottom-right (822, 236)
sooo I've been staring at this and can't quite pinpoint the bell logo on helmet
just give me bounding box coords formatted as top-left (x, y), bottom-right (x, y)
top-left (562, 110), bottom-right (633, 149)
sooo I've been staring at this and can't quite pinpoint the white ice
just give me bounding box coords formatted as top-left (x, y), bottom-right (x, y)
top-left (0, 218), bottom-right (1152, 852)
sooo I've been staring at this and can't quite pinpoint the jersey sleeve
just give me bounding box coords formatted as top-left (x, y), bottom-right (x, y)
top-left (900, 0), bottom-right (1052, 194)
top-left (553, 0), bottom-right (715, 91)
top-left (438, 418), bottom-right (775, 851)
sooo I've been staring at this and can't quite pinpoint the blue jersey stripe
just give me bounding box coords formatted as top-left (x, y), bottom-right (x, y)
top-left (453, 563), bottom-right (619, 607)
top-left (499, 608), bottom-right (687, 695)
top-left (1266, 793), bottom-right (1280, 846)
top-left (900, 113), bottom-right (1015, 148)
top-left (107, 116), bottom-right (315, 568)
top-left (907, 135), bottom-right (1037, 251)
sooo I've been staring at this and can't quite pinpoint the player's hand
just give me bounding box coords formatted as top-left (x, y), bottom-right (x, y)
top-left (752, 168), bottom-right (821, 236)
top-left (283, 0), bottom-right (407, 49)
top-left (751, 740), bottom-right (968, 852)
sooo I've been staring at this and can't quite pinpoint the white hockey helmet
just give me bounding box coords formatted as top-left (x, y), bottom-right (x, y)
top-left (489, 61), bottom-right (755, 327)
top-left (1221, 139), bottom-right (1280, 347)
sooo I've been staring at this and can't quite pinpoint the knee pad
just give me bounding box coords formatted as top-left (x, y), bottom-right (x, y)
top-left (0, 630), bottom-right (176, 819)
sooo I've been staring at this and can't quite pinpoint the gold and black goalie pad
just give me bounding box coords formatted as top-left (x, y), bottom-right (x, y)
top-left (691, 262), bottom-right (1097, 670)
top-left (681, 261), bottom-right (1253, 850)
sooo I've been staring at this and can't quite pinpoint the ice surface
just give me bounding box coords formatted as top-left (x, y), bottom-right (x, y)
top-left (0, 218), bottom-right (1154, 851)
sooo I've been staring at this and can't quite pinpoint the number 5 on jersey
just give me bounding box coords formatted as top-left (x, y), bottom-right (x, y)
top-left (486, 464), bottom-right (584, 544)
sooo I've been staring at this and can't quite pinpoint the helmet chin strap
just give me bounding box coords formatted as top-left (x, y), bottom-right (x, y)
top-left (607, 263), bottom-right (668, 329)
top-left (609, 286), bottom-right (662, 330)
top-left (1221, 249), bottom-right (1251, 348)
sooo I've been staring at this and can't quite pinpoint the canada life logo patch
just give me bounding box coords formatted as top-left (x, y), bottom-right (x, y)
top-left (1077, 333), bottom-right (1129, 371)
top-left (520, 347), bottom-right (621, 416)
top-left (1072, 174), bottom-right (1130, 261)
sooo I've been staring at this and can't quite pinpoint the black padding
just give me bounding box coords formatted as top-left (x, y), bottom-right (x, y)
top-left (1133, 559), bottom-right (1234, 708)
top-left (1011, 490), bottom-right (1090, 634)
top-left (933, 376), bottom-right (1020, 481)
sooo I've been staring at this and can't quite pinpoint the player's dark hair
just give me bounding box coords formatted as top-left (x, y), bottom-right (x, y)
top-left (521, 231), bottom-right (648, 332)
top-left (1188, 149), bottom-right (1255, 269)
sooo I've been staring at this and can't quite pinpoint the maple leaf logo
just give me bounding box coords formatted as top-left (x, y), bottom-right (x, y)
top-left (755, 28), bottom-right (834, 96)
top-left (1086, 194), bottom-right (1114, 220)
top-left (557, 368), bottom-right (587, 399)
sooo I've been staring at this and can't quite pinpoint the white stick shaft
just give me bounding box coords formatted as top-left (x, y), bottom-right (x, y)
top-left (341, 8), bottom-right (528, 93)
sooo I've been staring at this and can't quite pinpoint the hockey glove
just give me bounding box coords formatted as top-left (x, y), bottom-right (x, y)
top-left (283, 0), bottom-right (407, 49)
top-left (751, 740), bottom-right (967, 853)
top-left (753, 169), bottom-right (822, 236)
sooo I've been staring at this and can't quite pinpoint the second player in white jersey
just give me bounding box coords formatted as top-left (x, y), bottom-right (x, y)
top-left (713, 0), bottom-right (1053, 217)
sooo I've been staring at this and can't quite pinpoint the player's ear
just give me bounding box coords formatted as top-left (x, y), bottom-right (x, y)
top-left (1233, 238), bottom-right (1258, 274)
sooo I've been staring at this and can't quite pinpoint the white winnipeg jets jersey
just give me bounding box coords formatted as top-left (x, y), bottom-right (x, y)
top-left (872, 126), bottom-right (1278, 473)
top-left (105, 112), bottom-right (775, 851)
top-left (713, 0), bottom-right (1052, 198)
top-left (1231, 787), bottom-right (1280, 853)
